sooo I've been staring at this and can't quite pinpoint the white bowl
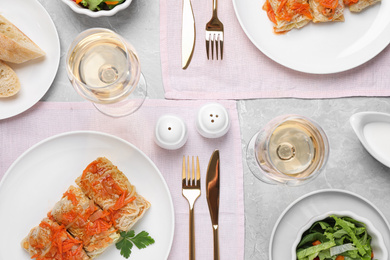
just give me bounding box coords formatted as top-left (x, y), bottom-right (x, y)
top-left (60, 0), bottom-right (132, 17)
top-left (292, 211), bottom-right (388, 260)
top-left (350, 111), bottom-right (390, 169)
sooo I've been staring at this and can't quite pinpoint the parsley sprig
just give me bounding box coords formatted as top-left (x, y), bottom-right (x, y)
top-left (115, 230), bottom-right (155, 259)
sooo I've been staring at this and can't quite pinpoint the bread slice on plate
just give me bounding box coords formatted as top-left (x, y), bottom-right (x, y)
top-left (0, 14), bottom-right (45, 64)
top-left (0, 60), bottom-right (20, 97)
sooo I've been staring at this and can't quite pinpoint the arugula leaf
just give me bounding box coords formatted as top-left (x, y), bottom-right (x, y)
top-left (115, 230), bottom-right (155, 259)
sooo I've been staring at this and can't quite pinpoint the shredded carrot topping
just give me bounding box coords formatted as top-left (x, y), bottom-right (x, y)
top-left (276, 0), bottom-right (289, 13)
top-left (319, 0), bottom-right (338, 8)
top-left (319, 0), bottom-right (338, 17)
top-left (82, 161), bottom-right (99, 179)
top-left (262, 0), bottom-right (277, 24)
top-left (63, 190), bottom-right (78, 206)
top-left (105, 1), bottom-right (119, 4)
top-left (343, 0), bottom-right (358, 5)
top-left (263, 0), bottom-right (312, 24)
top-left (290, 2), bottom-right (313, 19)
top-left (275, 0), bottom-right (312, 22)
top-left (85, 219), bottom-right (112, 238)
top-left (101, 175), bottom-right (124, 196)
top-left (112, 192), bottom-right (136, 211)
top-left (47, 211), bottom-right (54, 221)
top-left (33, 221), bottom-right (84, 260)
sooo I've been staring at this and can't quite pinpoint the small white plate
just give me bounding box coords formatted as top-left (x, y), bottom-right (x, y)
top-left (269, 189), bottom-right (390, 260)
top-left (0, 131), bottom-right (175, 260)
top-left (0, 0), bottom-right (60, 120)
top-left (350, 111), bottom-right (390, 168)
top-left (232, 0), bottom-right (390, 74)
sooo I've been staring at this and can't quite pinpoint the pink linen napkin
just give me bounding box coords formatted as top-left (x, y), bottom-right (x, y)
top-left (160, 0), bottom-right (390, 99)
top-left (0, 100), bottom-right (244, 260)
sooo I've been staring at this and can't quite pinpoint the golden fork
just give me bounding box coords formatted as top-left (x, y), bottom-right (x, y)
top-left (182, 156), bottom-right (201, 260)
top-left (205, 0), bottom-right (224, 60)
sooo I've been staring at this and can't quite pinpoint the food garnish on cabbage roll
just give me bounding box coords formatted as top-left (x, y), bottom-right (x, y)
top-left (21, 218), bottom-right (90, 260)
top-left (345, 0), bottom-right (380, 12)
top-left (76, 157), bottom-right (151, 232)
top-left (51, 186), bottom-right (120, 258)
top-left (263, 0), bottom-right (313, 33)
top-left (309, 0), bottom-right (345, 22)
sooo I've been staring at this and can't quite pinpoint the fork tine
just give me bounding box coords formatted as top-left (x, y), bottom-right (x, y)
top-left (191, 156), bottom-right (195, 184)
top-left (183, 155), bottom-right (201, 187)
top-left (206, 39), bottom-right (210, 60)
top-left (215, 35), bottom-right (219, 60)
top-left (220, 38), bottom-right (224, 60)
top-left (182, 156), bottom-right (186, 185)
top-left (211, 35), bottom-right (214, 60)
top-left (196, 156), bottom-right (200, 186)
top-left (187, 156), bottom-right (190, 184)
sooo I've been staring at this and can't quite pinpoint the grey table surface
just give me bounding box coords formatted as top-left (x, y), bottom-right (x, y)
top-left (37, 0), bottom-right (390, 259)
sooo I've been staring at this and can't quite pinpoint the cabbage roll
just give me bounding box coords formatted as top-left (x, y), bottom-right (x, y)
top-left (76, 157), bottom-right (151, 232)
top-left (51, 186), bottom-right (120, 258)
top-left (345, 0), bottom-right (380, 12)
top-left (310, 0), bottom-right (344, 22)
top-left (21, 218), bottom-right (90, 260)
top-left (263, 0), bottom-right (313, 33)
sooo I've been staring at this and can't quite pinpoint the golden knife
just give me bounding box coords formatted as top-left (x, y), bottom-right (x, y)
top-left (206, 150), bottom-right (220, 260)
top-left (182, 0), bottom-right (196, 69)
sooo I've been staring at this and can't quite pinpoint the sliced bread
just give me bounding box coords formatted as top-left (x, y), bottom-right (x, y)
top-left (0, 15), bottom-right (45, 64)
top-left (0, 60), bottom-right (20, 97)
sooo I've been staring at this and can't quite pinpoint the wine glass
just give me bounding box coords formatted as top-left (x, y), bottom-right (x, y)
top-left (66, 28), bottom-right (147, 117)
top-left (246, 115), bottom-right (329, 186)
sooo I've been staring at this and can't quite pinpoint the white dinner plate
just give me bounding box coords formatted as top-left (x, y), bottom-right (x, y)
top-left (232, 0), bottom-right (390, 74)
top-left (0, 131), bottom-right (174, 260)
top-left (269, 189), bottom-right (390, 260)
top-left (0, 0), bottom-right (60, 119)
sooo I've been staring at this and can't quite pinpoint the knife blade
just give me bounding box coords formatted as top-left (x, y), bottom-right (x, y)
top-left (181, 0), bottom-right (195, 69)
top-left (206, 149), bottom-right (220, 260)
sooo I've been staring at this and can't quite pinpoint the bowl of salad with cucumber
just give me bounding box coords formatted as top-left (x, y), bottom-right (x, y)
top-left (61, 0), bottom-right (132, 17)
top-left (293, 211), bottom-right (388, 260)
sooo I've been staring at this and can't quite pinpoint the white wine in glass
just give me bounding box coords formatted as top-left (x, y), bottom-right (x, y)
top-left (66, 28), bottom-right (146, 117)
top-left (247, 115), bottom-right (329, 186)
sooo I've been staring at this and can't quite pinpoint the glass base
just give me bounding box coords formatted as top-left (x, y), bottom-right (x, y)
top-left (93, 73), bottom-right (147, 118)
top-left (246, 133), bottom-right (318, 186)
top-left (246, 133), bottom-right (280, 185)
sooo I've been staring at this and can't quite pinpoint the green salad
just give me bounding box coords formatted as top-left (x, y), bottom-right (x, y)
top-left (296, 215), bottom-right (376, 260)
top-left (74, 0), bottom-right (125, 11)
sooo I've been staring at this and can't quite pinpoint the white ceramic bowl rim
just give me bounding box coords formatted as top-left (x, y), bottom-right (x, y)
top-left (350, 111), bottom-right (390, 169)
top-left (60, 0), bottom-right (132, 17)
top-left (292, 210), bottom-right (388, 260)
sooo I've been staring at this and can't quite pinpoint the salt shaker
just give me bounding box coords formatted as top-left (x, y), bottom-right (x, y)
top-left (196, 103), bottom-right (230, 138)
top-left (154, 114), bottom-right (188, 150)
